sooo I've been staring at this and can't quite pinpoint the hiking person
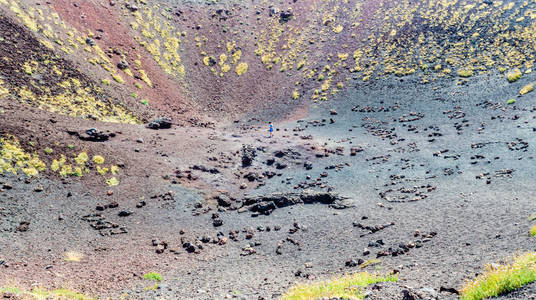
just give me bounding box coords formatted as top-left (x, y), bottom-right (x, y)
top-left (269, 122), bottom-right (274, 138)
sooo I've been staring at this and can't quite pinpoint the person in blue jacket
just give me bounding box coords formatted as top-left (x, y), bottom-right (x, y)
top-left (269, 122), bottom-right (274, 138)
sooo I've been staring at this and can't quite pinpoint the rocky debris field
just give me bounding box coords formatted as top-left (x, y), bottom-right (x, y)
top-left (2, 71), bottom-right (536, 299)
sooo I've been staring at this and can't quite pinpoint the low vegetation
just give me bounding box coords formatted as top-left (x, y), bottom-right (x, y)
top-left (506, 69), bottom-right (522, 83)
top-left (460, 252), bottom-right (536, 300)
top-left (0, 286), bottom-right (94, 300)
top-left (143, 272), bottom-right (162, 282)
top-left (282, 272), bottom-right (397, 300)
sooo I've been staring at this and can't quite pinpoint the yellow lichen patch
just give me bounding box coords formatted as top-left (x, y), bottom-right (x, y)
top-left (221, 64), bottom-right (231, 73)
top-left (235, 62), bottom-right (248, 76)
top-left (92, 155), bottom-right (105, 165)
top-left (520, 83), bottom-right (534, 95)
top-left (458, 69), bottom-right (474, 78)
top-left (96, 166), bottom-right (109, 176)
top-left (139, 70), bottom-right (152, 87)
top-left (106, 177), bottom-right (119, 187)
top-left (332, 25), bottom-right (343, 33)
top-left (110, 165), bottom-right (119, 175)
top-left (507, 69), bottom-right (523, 82)
top-left (74, 152), bottom-right (88, 165)
top-left (0, 135), bottom-right (45, 177)
top-left (64, 251), bottom-right (83, 262)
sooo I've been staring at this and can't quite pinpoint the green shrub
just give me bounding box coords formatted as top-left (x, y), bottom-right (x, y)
top-left (461, 252), bottom-right (536, 300)
top-left (143, 272), bottom-right (162, 282)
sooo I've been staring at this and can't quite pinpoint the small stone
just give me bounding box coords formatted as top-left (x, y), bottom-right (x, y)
top-left (118, 210), bottom-right (133, 217)
top-left (16, 221), bottom-right (30, 232)
top-left (213, 219), bottom-right (223, 227)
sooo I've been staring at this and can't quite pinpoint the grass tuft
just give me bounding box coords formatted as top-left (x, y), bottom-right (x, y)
top-left (506, 69), bottom-right (522, 82)
top-left (520, 83), bottom-right (534, 95)
top-left (143, 272), bottom-right (162, 282)
top-left (530, 225), bottom-right (536, 237)
top-left (460, 252), bottom-right (536, 300)
top-left (282, 272), bottom-right (397, 300)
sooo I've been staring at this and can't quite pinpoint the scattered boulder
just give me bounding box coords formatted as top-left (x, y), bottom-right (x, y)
top-left (118, 210), bottom-right (133, 217)
top-left (117, 60), bottom-right (129, 70)
top-left (242, 144), bottom-right (256, 167)
top-left (125, 3), bottom-right (138, 11)
top-left (279, 10), bottom-right (293, 22)
top-left (75, 128), bottom-right (111, 142)
top-left (147, 117), bottom-right (173, 129)
top-left (85, 37), bottom-right (96, 46)
top-left (217, 194), bottom-right (232, 207)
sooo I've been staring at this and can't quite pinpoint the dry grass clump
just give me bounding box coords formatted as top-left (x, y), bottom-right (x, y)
top-left (506, 69), bottom-right (522, 83)
top-left (282, 272), bottom-right (397, 300)
top-left (460, 252), bottom-right (536, 300)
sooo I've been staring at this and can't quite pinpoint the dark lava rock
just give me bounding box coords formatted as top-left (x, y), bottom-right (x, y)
top-left (217, 194), bottom-right (232, 207)
top-left (304, 161), bottom-right (313, 170)
top-left (192, 165), bottom-right (219, 174)
top-left (118, 210), bottom-right (133, 217)
top-left (279, 10), bottom-right (293, 22)
top-left (251, 201), bottom-right (276, 215)
top-left (125, 3), bottom-right (138, 11)
top-left (244, 172), bottom-right (258, 182)
top-left (85, 37), bottom-right (96, 46)
top-left (147, 117), bottom-right (173, 129)
top-left (275, 162), bottom-right (287, 170)
top-left (183, 242), bottom-right (196, 253)
top-left (345, 258), bottom-right (364, 267)
top-left (76, 128), bottom-right (110, 142)
top-left (117, 60), bottom-right (129, 70)
top-left (242, 144), bottom-right (256, 167)
top-left (16, 221), bottom-right (30, 232)
top-left (213, 219), bottom-right (223, 227)
top-left (242, 190), bottom-right (350, 211)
